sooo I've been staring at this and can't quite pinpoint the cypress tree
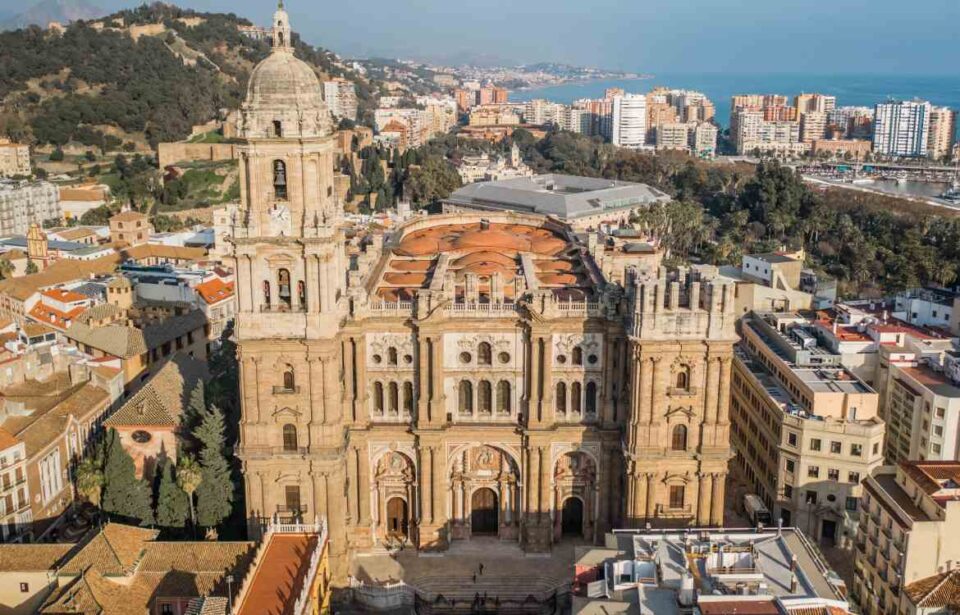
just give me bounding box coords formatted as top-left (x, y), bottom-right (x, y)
top-left (155, 458), bottom-right (189, 529)
top-left (101, 429), bottom-right (154, 526)
top-left (182, 381), bottom-right (205, 439)
top-left (194, 406), bottom-right (233, 528)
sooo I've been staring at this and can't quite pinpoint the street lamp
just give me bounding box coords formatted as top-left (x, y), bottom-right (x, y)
top-left (226, 574), bottom-right (234, 611)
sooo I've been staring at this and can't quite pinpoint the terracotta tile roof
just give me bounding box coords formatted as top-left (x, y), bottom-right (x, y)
top-left (235, 534), bottom-right (318, 615)
top-left (902, 461), bottom-right (960, 497)
top-left (110, 211), bottom-right (148, 223)
top-left (64, 309), bottom-right (206, 359)
top-left (195, 278), bottom-right (234, 305)
top-left (104, 354), bottom-right (207, 428)
top-left (0, 543), bottom-right (72, 571)
top-left (58, 523), bottom-right (159, 576)
top-left (39, 532), bottom-right (255, 615)
top-left (75, 303), bottom-right (123, 324)
top-left (28, 302), bottom-right (87, 331)
top-left (56, 228), bottom-right (99, 240)
top-left (1, 376), bottom-right (110, 456)
top-left (905, 569), bottom-right (960, 608)
top-left (698, 599), bottom-right (780, 615)
top-left (0, 427), bottom-right (19, 450)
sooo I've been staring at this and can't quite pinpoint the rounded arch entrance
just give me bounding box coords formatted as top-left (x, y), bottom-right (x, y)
top-left (553, 451), bottom-right (597, 541)
top-left (373, 451), bottom-right (416, 546)
top-left (448, 444), bottom-right (520, 541)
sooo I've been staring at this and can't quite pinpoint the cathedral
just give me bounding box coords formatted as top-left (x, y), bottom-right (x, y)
top-left (228, 4), bottom-right (737, 582)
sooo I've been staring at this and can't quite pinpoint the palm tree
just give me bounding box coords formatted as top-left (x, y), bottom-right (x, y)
top-left (75, 456), bottom-right (104, 507)
top-left (176, 454), bottom-right (203, 534)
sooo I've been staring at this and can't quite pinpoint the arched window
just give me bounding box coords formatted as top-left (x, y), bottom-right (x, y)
top-left (571, 382), bottom-right (582, 414)
top-left (273, 160), bottom-right (288, 200)
top-left (478, 342), bottom-right (492, 365)
top-left (497, 381), bottom-right (511, 414)
top-left (676, 368), bottom-right (689, 390)
top-left (277, 269), bottom-right (291, 307)
top-left (388, 382), bottom-right (399, 416)
top-left (282, 424), bottom-right (298, 451)
top-left (403, 382), bottom-right (414, 415)
top-left (458, 381), bottom-right (473, 414)
top-left (297, 281), bottom-right (306, 308)
top-left (283, 365), bottom-right (295, 391)
top-left (572, 347), bottom-right (583, 366)
top-left (478, 380), bottom-right (492, 415)
top-left (555, 382), bottom-right (567, 414)
top-left (672, 425), bottom-right (688, 451)
top-left (388, 347), bottom-right (398, 365)
top-left (373, 382), bottom-right (384, 415)
top-left (273, 120), bottom-right (283, 138)
top-left (586, 381), bottom-right (597, 414)
top-left (263, 280), bottom-right (271, 306)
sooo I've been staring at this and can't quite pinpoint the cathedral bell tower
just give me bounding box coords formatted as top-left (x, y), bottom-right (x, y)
top-left (229, 0), bottom-right (344, 335)
top-left (232, 2), bottom-right (350, 556)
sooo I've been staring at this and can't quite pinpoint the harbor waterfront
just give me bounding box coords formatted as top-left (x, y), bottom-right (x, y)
top-left (513, 73), bottom-right (960, 129)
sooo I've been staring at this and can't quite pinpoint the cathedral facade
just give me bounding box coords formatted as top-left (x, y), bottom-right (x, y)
top-left (229, 5), bottom-right (736, 582)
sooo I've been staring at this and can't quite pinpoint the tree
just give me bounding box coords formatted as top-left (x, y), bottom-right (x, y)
top-left (75, 455), bottom-right (105, 507)
top-left (404, 156), bottom-right (462, 207)
top-left (182, 380), bottom-right (205, 440)
top-left (101, 429), bottom-right (154, 525)
top-left (48, 147), bottom-right (64, 162)
top-left (25, 260), bottom-right (38, 275)
top-left (80, 205), bottom-right (113, 226)
top-left (0, 259), bottom-right (13, 281)
top-left (155, 458), bottom-right (189, 529)
top-left (194, 406), bottom-right (233, 528)
top-left (176, 453), bottom-right (202, 532)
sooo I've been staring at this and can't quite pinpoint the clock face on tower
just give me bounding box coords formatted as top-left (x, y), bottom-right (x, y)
top-left (270, 204), bottom-right (291, 234)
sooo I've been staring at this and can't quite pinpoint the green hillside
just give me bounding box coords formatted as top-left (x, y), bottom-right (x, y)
top-left (0, 3), bottom-right (380, 149)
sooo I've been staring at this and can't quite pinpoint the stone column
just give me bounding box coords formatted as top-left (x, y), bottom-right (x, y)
top-left (645, 473), bottom-right (657, 521)
top-left (697, 474), bottom-right (712, 526)
top-left (635, 472), bottom-right (648, 526)
top-left (716, 357), bottom-right (732, 424)
top-left (421, 447), bottom-right (433, 524)
top-left (305, 254), bottom-right (320, 313)
top-left (710, 472), bottom-right (724, 526)
top-left (417, 337), bottom-right (430, 424)
top-left (635, 355), bottom-right (651, 443)
top-left (650, 356), bottom-right (665, 425)
top-left (346, 450), bottom-right (358, 524)
top-left (322, 354), bottom-right (341, 424)
top-left (357, 448), bottom-right (371, 525)
top-left (308, 356), bottom-right (324, 427)
top-left (430, 335), bottom-right (445, 422)
top-left (542, 336), bottom-right (555, 425)
top-left (704, 357), bottom-right (719, 424)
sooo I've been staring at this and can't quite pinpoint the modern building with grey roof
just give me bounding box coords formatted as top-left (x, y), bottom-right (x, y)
top-left (443, 174), bottom-right (671, 228)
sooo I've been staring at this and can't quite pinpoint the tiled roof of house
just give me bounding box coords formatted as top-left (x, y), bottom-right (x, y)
top-left (58, 523), bottom-right (159, 576)
top-left (38, 529), bottom-right (255, 615)
top-left (0, 543), bottom-right (72, 571)
top-left (74, 303), bottom-right (123, 324)
top-left (104, 354), bottom-right (207, 428)
top-left (64, 309), bottom-right (206, 359)
top-left (0, 427), bottom-right (19, 450)
top-left (195, 278), bottom-right (234, 305)
top-left (110, 211), bottom-right (148, 223)
top-left (904, 569), bottom-right (960, 608)
top-left (0, 375), bottom-right (110, 456)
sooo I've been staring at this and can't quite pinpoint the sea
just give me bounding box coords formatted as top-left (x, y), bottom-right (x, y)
top-left (511, 73), bottom-right (960, 128)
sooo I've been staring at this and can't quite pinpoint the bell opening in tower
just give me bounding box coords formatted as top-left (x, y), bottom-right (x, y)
top-left (273, 160), bottom-right (288, 200)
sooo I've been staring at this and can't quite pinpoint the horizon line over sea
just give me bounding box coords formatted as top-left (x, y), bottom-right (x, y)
top-left (510, 73), bottom-right (960, 128)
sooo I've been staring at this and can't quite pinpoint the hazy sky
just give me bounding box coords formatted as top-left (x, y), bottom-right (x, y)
top-left (61, 0), bottom-right (960, 73)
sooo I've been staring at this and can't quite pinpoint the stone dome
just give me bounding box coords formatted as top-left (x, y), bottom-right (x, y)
top-left (239, 6), bottom-right (332, 139)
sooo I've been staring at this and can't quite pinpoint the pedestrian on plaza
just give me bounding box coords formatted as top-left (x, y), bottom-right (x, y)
top-left (479, 562), bottom-right (484, 575)
top-left (472, 573), bottom-right (477, 583)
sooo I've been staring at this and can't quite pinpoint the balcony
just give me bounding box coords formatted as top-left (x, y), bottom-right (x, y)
top-left (881, 525), bottom-right (893, 540)
top-left (272, 386), bottom-right (301, 395)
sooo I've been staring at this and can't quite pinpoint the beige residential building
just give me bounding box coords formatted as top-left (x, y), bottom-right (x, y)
top-left (108, 210), bottom-right (151, 246)
top-left (800, 110), bottom-right (828, 143)
top-left (855, 461), bottom-right (960, 615)
top-left (879, 352), bottom-right (960, 463)
top-left (227, 6), bottom-right (737, 585)
top-left (322, 77), bottom-right (358, 122)
top-left (0, 141), bottom-right (30, 178)
top-left (927, 106), bottom-right (956, 161)
top-left (732, 312), bottom-right (885, 545)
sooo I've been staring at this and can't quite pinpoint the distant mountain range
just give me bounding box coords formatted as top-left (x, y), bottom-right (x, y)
top-left (2, 0), bottom-right (104, 30)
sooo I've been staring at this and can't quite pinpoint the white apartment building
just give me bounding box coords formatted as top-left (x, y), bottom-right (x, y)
top-left (0, 181), bottom-right (61, 236)
top-left (611, 93), bottom-right (647, 149)
top-left (692, 122), bottom-right (718, 157)
top-left (322, 78), bottom-right (358, 121)
top-left (873, 100), bottom-right (932, 158)
top-left (0, 436), bottom-right (30, 542)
